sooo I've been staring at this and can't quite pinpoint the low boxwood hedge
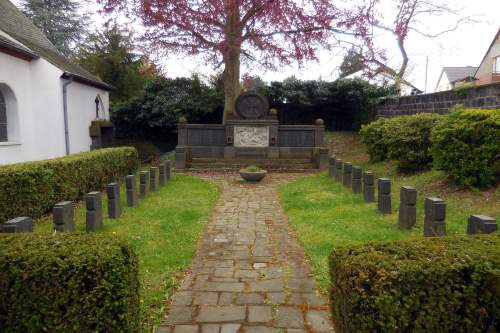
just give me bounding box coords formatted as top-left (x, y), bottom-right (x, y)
top-left (0, 147), bottom-right (139, 223)
top-left (330, 235), bottom-right (500, 333)
top-left (0, 233), bottom-right (140, 332)
top-left (431, 108), bottom-right (500, 187)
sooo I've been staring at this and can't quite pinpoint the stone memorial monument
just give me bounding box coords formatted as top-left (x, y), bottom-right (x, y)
top-left (175, 92), bottom-right (328, 171)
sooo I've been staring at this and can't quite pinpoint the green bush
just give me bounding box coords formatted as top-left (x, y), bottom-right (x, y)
top-left (0, 147), bottom-right (139, 222)
top-left (0, 233), bottom-right (140, 332)
top-left (431, 108), bottom-right (500, 187)
top-left (360, 113), bottom-right (442, 170)
top-left (384, 113), bottom-right (442, 171)
top-left (116, 140), bottom-right (160, 164)
top-left (329, 235), bottom-right (500, 333)
top-left (360, 117), bottom-right (390, 162)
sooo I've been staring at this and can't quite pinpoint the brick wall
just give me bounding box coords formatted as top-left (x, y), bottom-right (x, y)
top-left (377, 82), bottom-right (500, 117)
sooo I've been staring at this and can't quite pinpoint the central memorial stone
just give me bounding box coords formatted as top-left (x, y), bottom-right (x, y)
top-left (175, 91), bottom-right (329, 170)
top-left (234, 126), bottom-right (269, 147)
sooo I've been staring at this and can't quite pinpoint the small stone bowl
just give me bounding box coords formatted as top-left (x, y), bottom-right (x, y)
top-left (239, 169), bottom-right (267, 182)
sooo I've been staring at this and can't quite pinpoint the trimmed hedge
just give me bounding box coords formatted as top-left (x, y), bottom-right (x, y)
top-left (0, 147), bottom-right (139, 222)
top-left (0, 233), bottom-right (140, 332)
top-left (431, 108), bottom-right (500, 187)
top-left (329, 235), bottom-right (500, 333)
top-left (360, 113), bottom-right (442, 170)
top-left (384, 113), bottom-right (442, 171)
top-left (359, 117), bottom-right (389, 162)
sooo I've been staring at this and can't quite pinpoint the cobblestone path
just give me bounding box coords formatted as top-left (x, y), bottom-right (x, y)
top-left (158, 173), bottom-right (333, 333)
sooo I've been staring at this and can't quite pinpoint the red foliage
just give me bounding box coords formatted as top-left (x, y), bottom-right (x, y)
top-left (100, 0), bottom-right (369, 70)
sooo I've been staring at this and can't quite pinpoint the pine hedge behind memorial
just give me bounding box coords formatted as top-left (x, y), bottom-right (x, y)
top-left (266, 77), bottom-right (395, 130)
top-left (0, 147), bottom-right (139, 222)
top-left (0, 233), bottom-right (140, 332)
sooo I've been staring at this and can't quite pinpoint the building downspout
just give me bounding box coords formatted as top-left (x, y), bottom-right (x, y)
top-left (62, 76), bottom-right (73, 156)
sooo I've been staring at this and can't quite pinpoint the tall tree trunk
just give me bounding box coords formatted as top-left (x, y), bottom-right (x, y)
top-left (222, 47), bottom-right (241, 123)
top-left (222, 4), bottom-right (241, 124)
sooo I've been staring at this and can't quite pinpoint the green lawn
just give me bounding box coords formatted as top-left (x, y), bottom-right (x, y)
top-left (279, 131), bottom-right (499, 292)
top-left (34, 172), bottom-right (219, 333)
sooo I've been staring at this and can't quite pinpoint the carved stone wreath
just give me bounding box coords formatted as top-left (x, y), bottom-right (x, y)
top-left (235, 92), bottom-right (269, 119)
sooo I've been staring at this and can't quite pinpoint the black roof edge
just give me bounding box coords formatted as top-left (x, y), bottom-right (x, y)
top-left (0, 37), bottom-right (39, 60)
top-left (61, 72), bottom-right (114, 91)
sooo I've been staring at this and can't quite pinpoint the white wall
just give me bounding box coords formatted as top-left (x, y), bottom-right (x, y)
top-left (0, 51), bottom-right (35, 164)
top-left (435, 72), bottom-right (451, 92)
top-left (66, 81), bottom-right (109, 154)
top-left (0, 41), bottom-right (110, 165)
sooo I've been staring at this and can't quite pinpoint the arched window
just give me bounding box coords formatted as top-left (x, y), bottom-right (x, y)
top-left (0, 91), bottom-right (7, 142)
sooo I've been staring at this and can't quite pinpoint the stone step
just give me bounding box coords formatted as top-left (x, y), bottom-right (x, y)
top-left (191, 158), bottom-right (313, 164)
top-left (186, 166), bottom-right (319, 173)
top-left (188, 162), bottom-right (315, 170)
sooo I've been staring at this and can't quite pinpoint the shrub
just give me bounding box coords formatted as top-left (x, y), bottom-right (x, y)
top-left (0, 233), bottom-right (140, 332)
top-left (360, 113), bottom-right (442, 170)
top-left (0, 147), bottom-right (139, 222)
top-left (329, 235), bottom-right (500, 333)
top-left (116, 140), bottom-right (160, 164)
top-left (359, 117), bottom-right (390, 162)
top-left (431, 108), bottom-right (500, 187)
top-left (384, 113), bottom-right (442, 171)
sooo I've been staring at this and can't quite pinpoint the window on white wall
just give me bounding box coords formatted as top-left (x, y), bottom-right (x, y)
top-left (494, 56), bottom-right (500, 73)
top-left (0, 84), bottom-right (20, 144)
top-left (0, 91), bottom-right (7, 142)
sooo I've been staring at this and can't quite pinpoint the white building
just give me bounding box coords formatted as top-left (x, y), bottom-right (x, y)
top-left (434, 66), bottom-right (478, 92)
top-left (0, 0), bottom-right (112, 165)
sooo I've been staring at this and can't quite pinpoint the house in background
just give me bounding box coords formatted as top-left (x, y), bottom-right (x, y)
top-left (0, 0), bottom-right (112, 165)
top-left (434, 66), bottom-right (478, 92)
top-left (474, 28), bottom-right (500, 85)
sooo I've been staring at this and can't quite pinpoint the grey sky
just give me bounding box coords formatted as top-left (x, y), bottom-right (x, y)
top-left (13, 0), bottom-right (500, 91)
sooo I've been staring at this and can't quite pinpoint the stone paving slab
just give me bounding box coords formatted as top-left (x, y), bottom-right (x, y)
top-left (158, 172), bottom-right (333, 333)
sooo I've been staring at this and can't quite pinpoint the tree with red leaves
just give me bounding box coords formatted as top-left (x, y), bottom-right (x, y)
top-left (101, 0), bottom-right (370, 122)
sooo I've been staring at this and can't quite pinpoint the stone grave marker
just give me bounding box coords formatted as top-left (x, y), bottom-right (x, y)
top-left (424, 197), bottom-right (446, 237)
top-left (334, 159), bottom-right (343, 182)
top-left (363, 171), bottom-right (375, 202)
top-left (328, 156), bottom-right (335, 177)
top-left (467, 215), bottom-right (497, 235)
top-left (351, 166), bottom-right (362, 193)
top-left (150, 167), bottom-right (158, 192)
top-left (2, 217), bottom-right (33, 233)
top-left (53, 201), bottom-right (75, 232)
top-left (398, 186), bottom-right (417, 229)
top-left (85, 191), bottom-right (103, 232)
top-left (140, 171), bottom-right (149, 198)
top-left (343, 162), bottom-right (352, 187)
top-left (106, 182), bottom-right (121, 219)
top-left (377, 178), bottom-right (391, 214)
top-left (126, 175), bottom-right (138, 207)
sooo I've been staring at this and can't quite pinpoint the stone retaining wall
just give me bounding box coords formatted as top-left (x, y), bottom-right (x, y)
top-left (377, 82), bottom-right (500, 117)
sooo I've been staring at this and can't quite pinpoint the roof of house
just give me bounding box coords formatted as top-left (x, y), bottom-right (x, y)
top-left (442, 66), bottom-right (478, 82)
top-left (434, 66), bottom-right (478, 91)
top-left (0, 34), bottom-right (39, 60)
top-left (474, 27), bottom-right (500, 77)
top-left (0, 0), bottom-right (111, 90)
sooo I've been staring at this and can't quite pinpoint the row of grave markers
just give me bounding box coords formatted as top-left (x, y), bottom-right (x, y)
top-left (1, 161), bottom-right (172, 233)
top-left (328, 156), bottom-right (497, 236)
